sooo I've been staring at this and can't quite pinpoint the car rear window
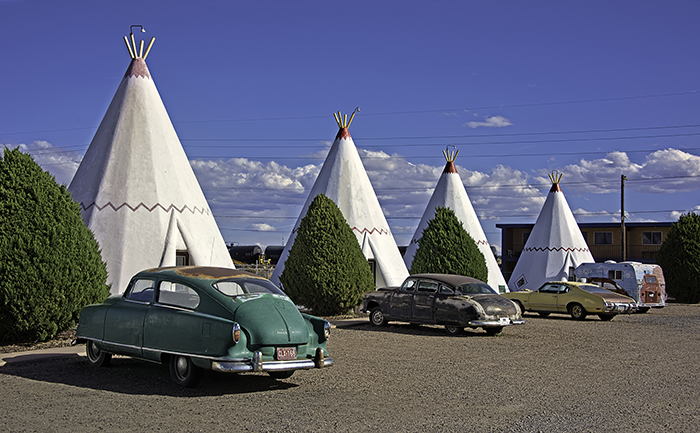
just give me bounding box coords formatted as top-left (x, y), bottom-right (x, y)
top-left (213, 278), bottom-right (286, 297)
top-left (456, 283), bottom-right (496, 295)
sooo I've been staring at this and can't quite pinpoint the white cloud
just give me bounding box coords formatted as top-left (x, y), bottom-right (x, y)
top-left (3, 141), bottom-right (82, 186)
top-left (464, 115), bottom-right (513, 129)
top-left (551, 149), bottom-right (700, 195)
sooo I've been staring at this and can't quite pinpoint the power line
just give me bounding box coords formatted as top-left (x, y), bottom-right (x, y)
top-left (3, 91), bottom-right (697, 135)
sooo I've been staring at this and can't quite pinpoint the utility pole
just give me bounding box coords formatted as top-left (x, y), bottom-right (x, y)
top-left (621, 175), bottom-right (627, 262)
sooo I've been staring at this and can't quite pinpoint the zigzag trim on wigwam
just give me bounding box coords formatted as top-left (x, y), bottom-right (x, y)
top-left (351, 227), bottom-right (391, 235)
top-left (409, 237), bottom-right (488, 245)
top-left (79, 202), bottom-right (211, 215)
top-left (523, 246), bottom-right (591, 253)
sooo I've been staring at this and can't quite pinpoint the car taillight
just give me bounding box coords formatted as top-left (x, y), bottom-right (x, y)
top-left (232, 323), bottom-right (241, 344)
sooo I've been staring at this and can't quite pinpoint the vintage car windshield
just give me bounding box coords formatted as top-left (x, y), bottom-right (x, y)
top-left (578, 283), bottom-right (615, 294)
top-left (213, 278), bottom-right (287, 297)
top-left (455, 283), bottom-right (496, 295)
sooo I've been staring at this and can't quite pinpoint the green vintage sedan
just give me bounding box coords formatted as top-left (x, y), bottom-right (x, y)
top-left (74, 266), bottom-right (332, 387)
top-left (503, 281), bottom-right (637, 321)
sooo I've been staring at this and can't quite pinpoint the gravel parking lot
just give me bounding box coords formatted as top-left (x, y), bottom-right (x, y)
top-left (1, 304), bottom-right (699, 432)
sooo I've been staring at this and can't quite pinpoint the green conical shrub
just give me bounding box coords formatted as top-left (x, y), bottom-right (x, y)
top-left (0, 147), bottom-right (110, 342)
top-left (410, 206), bottom-right (488, 281)
top-left (280, 194), bottom-right (374, 315)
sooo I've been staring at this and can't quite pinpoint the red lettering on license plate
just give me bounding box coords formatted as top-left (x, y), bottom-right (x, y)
top-left (276, 347), bottom-right (297, 360)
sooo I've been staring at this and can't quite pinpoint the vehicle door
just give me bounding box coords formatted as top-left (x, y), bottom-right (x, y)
top-left (102, 278), bottom-right (155, 356)
top-left (555, 284), bottom-right (573, 312)
top-left (143, 280), bottom-right (214, 359)
top-left (389, 278), bottom-right (417, 319)
top-left (412, 280), bottom-right (438, 321)
top-left (433, 284), bottom-right (462, 324)
top-left (527, 283), bottom-right (562, 312)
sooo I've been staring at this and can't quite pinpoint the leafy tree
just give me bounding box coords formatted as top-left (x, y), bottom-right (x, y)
top-left (0, 147), bottom-right (110, 342)
top-left (279, 194), bottom-right (374, 315)
top-left (410, 206), bottom-right (488, 281)
top-left (655, 212), bottom-right (700, 303)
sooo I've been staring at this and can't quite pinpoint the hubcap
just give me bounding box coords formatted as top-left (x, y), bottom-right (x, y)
top-left (176, 357), bottom-right (189, 377)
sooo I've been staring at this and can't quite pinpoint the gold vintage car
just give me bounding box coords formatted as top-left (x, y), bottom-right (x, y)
top-left (503, 281), bottom-right (637, 321)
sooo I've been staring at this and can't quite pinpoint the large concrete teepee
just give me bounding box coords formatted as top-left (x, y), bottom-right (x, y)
top-left (508, 173), bottom-right (594, 292)
top-left (270, 111), bottom-right (408, 289)
top-left (68, 29), bottom-right (233, 294)
top-left (403, 149), bottom-right (508, 292)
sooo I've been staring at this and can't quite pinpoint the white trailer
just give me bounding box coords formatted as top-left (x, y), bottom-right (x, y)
top-left (574, 261), bottom-right (667, 312)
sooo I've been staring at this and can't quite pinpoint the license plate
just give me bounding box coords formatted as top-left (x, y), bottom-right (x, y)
top-left (499, 317), bottom-right (510, 325)
top-left (618, 305), bottom-right (626, 312)
top-left (276, 347), bottom-right (297, 360)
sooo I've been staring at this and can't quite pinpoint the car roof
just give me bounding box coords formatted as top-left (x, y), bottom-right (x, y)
top-left (408, 273), bottom-right (487, 287)
top-left (138, 266), bottom-right (266, 281)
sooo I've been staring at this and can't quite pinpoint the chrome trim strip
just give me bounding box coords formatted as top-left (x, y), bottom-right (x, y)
top-left (212, 357), bottom-right (334, 373)
top-left (468, 319), bottom-right (525, 327)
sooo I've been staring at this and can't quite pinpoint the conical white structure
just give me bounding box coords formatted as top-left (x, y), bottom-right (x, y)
top-left (403, 150), bottom-right (508, 292)
top-left (270, 112), bottom-right (408, 288)
top-left (508, 173), bottom-right (594, 292)
top-left (68, 32), bottom-right (233, 294)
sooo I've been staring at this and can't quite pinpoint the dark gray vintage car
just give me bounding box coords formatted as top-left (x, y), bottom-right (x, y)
top-left (362, 274), bottom-right (524, 335)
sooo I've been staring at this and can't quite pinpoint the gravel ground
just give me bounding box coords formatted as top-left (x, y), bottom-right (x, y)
top-left (1, 304), bottom-right (699, 432)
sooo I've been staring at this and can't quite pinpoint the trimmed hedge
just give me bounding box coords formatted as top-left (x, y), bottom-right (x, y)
top-left (280, 194), bottom-right (374, 315)
top-left (0, 147), bottom-right (110, 342)
top-left (410, 206), bottom-right (488, 281)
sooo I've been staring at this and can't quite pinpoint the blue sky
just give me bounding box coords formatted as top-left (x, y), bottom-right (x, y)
top-left (2, 0), bottom-right (699, 251)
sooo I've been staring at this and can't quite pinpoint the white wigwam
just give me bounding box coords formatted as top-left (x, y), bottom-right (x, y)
top-left (270, 111), bottom-right (408, 288)
top-left (68, 30), bottom-right (233, 294)
top-left (508, 173), bottom-right (594, 292)
top-left (403, 149), bottom-right (508, 292)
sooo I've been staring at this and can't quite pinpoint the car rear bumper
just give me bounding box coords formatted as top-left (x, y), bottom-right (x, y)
top-left (468, 318), bottom-right (525, 327)
top-left (212, 348), bottom-right (333, 373)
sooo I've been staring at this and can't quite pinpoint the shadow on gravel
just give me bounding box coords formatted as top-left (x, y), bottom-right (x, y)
top-left (0, 355), bottom-right (299, 396)
top-left (351, 322), bottom-right (502, 337)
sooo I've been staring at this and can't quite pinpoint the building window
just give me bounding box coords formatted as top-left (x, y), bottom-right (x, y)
top-left (642, 231), bottom-right (662, 245)
top-left (522, 232), bottom-right (530, 245)
top-left (594, 232), bottom-right (613, 245)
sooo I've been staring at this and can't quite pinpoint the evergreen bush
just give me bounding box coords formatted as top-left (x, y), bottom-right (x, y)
top-left (0, 147), bottom-right (110, 342)
top-left (279, 194), bottom-right (374, 316)
top-left (655, 212), bottom-right (700, 303)
top-left (410, 206), bottom-right (488, 281)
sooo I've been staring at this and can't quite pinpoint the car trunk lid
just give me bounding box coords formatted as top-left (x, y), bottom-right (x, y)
top-left (233, 295), bottom-right (308, 346)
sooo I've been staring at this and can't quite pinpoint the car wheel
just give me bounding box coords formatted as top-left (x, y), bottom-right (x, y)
top-left (268, 370), bottom-right (295, 379)
top-left (484, 326), bottom-right (504, 336)
top-left (538, 312), bottom-right (551, 318)
top-left (444, 325), bottom-right (463, 336)
top-left (598, 314), bottom-right (615, 321)
top-left (569, 303), bottom-right (587, 320)
top-left (370, 307), bottom-right (388, 326)
top-left (169, 355), bottom-right (203, 387)
top-left (86, 340), bottom-right (112, 367)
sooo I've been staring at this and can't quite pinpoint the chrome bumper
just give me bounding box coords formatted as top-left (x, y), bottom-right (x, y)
top-left (212, 348), bottom-right (333, 373)
top-left (468, 318), bottom-right (525, 327)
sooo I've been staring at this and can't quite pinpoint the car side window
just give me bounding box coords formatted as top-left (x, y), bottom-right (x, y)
top-left (540, 284), bottom-right (559, 294)
top-left (417, 281), bottom-right (438, 293)
top-left (439, 285), bottom-right (454, 295)
top-left (126, 279), bottom-right (154, 302)
top-left (558, 286), bottom-right (570, 294)
top-left (157, 281), bottom-right (200, 309)
top-left (401, 279), bottom-right (418, 292)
